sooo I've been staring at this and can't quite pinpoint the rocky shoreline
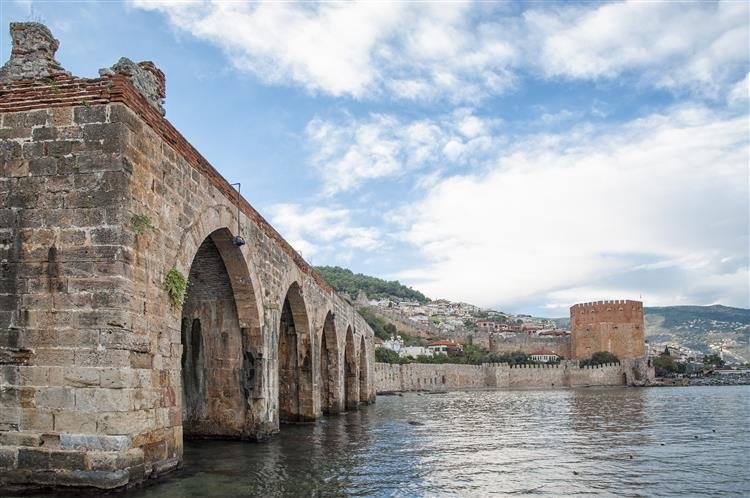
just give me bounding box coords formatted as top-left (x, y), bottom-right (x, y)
top-left (653, 375), bottom-right (750, 387)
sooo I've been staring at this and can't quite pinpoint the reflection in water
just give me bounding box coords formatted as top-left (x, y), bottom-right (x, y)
top-left (115, 387), bottom-right (750, 496)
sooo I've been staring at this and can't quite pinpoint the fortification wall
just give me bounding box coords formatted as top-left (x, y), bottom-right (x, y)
top-left (489, 334), bottom-right (571, 357)
top-left (570, 300), bottom-right (645, 360)
top-left (568, 363), bottom-right (626, 386)
top-left (375, 359), bottom-right (654, 392)
top-left (374, 363), bottom-right (486, 392)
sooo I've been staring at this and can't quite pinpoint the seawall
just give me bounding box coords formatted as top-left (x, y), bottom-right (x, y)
top-left (374, 359), bottom-right (654, 392)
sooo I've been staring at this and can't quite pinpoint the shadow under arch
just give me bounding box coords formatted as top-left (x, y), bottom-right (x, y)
top-left (179, 227), bottom-right (263, 438)
top-left (278, 281), bottom-right (315, 423)
top-left (344, 326), bottom-right (358, 411)
top-left (319, 311), bottom-right (341, 414)
top-left (359, 335), bottom-right (370, 403)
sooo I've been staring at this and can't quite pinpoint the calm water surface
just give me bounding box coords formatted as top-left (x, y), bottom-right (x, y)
top-left (124, 386), bottom-right (749, 497)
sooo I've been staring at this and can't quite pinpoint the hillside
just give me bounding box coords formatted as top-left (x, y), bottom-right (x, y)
top-left (314, 266), bottom-right (429, 303)
top-left (643, 305), bottom-right (750, 359)
top-left (314, 266), bottom-right (749, 360)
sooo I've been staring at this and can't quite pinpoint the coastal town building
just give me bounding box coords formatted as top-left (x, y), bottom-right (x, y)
top-left (428, 340), bottom-right (463, 356)
top-left (402, 346), bottom-right (433, 358)
top-left (530, 349), bottom-right (560, 363)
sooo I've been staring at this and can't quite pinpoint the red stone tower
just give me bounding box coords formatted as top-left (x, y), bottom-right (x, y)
top-left (569, 300), bottom-right (645, 360)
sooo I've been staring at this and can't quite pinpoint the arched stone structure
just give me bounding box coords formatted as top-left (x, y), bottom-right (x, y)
top-left (278, 282), bottom-right (314, 423)
top-left (181, 230), bottom-right (247, 437)
top-left (319, 311), bottom-right (340, 414)
top-left (344, 327), bottom-right (359, 410)
top-left (0, 22), bottom-right (376, 491)
top-left (359, 335), bottom-right (370, 404)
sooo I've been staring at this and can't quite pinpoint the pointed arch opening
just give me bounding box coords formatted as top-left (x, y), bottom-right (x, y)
top-left (359, 335), bottom-right (370, 403)
top-left (344, 326), bottom-right (358, 411)
top-left (180, 228), bottom-right (261, 438)
top-left (278, 282), bottom-right (314, 423)
top-left (319, 311), bottom-right (340, 414)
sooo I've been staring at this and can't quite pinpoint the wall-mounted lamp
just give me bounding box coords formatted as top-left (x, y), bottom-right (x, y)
top-left (230, 182), bottom-right (246, 247)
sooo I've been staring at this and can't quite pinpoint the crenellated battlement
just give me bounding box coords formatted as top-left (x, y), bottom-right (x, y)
top-left (375, 358), bottom-right (654, 392)
top-left (571, 299), bottom-right (642, 313)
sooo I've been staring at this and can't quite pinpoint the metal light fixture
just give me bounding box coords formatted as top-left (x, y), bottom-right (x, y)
top-left (231, 182), bottom-right (246, 247)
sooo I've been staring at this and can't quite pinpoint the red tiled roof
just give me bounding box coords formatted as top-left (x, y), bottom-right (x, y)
top-left (532, 348), bottom-right (557, 356)
top-left (430, 340), bottom-right (459, 347)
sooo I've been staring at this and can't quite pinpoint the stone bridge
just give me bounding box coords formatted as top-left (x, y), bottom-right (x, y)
top-left (0, 23), bottom-right (375, 490)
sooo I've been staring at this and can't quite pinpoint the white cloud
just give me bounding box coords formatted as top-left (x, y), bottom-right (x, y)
top-left (267, 204), bottom-right (380, 260)
top-left (392, 105), bottom-right (749, 309)
top-left (728, 72), bottom-right (749, 105)
top-left (132, 0), bottom-right (747, 101)
top-left (131, 0), bottom-right (517, 101)
top-left (305, 110), bottom-right (502, 194)
top-left (528, 0), bottom-right (749, 95)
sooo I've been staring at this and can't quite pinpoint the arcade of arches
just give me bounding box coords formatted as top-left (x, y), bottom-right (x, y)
top-left (178, 230), bottom-right (374, 439)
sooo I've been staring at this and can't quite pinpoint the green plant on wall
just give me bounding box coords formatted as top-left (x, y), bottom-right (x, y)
top-left (130, 214), bottom-right (154, 235)
top-left (165, 267), bottom-right (187, 308)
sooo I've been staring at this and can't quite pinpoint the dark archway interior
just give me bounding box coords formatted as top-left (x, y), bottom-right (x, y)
top-left (344, 328), bottom-right (357, 410)
top-left (181, 236), bottom-right (245, 437)
top-left (278, 298), bottom-right (300, 423)
top-left (319, 313), bottom-right (338, 414)
top-left (359, 337), bottom-right (368, 402)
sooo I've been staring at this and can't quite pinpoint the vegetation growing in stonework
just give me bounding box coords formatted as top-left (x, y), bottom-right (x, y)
top-left (130, 214), bottom-right (155, 235)
top-left (165, 267), bottom-right (187, 308)
top-left (315, 265), bottom-right (429, 303)
top-left (580, 351), bottom-right (620, 367)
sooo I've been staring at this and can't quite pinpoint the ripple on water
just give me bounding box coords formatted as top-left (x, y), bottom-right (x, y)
top-left (10, 386), bottom-right (748, 497)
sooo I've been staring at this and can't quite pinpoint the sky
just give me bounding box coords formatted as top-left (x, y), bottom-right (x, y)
top-left (2, 0), bottom-right (748, 316)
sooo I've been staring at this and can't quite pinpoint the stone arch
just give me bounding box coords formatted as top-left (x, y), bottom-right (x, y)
top-left (278, 281), bottom-right (315, 423)
top-left (175, 204), bottom-right (263, 330)
top-left (179, 227), bottom-right (262, 437)
top-left (172, 206), bottom-right (265, 435)
top-left (344, 326), bottom-right (358, 411)
top-left (319, 311), bottom-right (340, 414)
top-left (359, 335), bottom-right (370, 403)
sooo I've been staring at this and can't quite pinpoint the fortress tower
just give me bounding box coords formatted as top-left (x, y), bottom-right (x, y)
top-left (569, 300), bottom-right (645, 360)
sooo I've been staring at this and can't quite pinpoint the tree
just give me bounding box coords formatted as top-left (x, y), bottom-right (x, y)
top-left (375, 348), bottom-right (405, 364)
top-left (580, 351), bottom-right (619, 367)
top-left (480, 351), bottom-right (533, 366)
top-left (703, 354), bottom-right (725, 367)
top-left (314, 265), bottom-right (429, 302)
top-left (653, 354), bottom-right (677, 377)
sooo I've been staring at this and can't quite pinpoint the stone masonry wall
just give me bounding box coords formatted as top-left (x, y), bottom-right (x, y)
top-left (570, 300), bottom-right (645, 360)
top-left (489, 334), bottom-right (571, 358)
top-left (375, 359), bottom-right (654, 392)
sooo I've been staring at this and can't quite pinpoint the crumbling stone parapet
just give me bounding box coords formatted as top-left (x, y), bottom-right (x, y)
top-left (99, 58), bottom-right (166, 116)
top-left (0, 22), bottom-right (70, 83)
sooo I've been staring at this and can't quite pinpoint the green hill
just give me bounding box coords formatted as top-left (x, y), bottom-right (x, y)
top-left (314, 266), bottom-right (429, 303)
top-left (643, 305), bottom-right (749, 358)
